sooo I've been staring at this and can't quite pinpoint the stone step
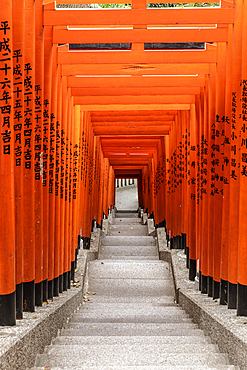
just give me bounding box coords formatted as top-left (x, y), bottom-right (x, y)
top-left (35, 351), bottom-right (228, 367)
top-left (46, 343), bottom-right (220, 355)
top-left (88, 277), bottom-right (173, 297)
top-left (109, 225), bottom-right (148, 236)
top-left (77, 302), bottom-right (186, 314)
top-left (88, 260), bottom-right (170, 280)
top-left (99, 245), bottom-right (158, 258)
top-left (81, 296), bottom-right (176, 304)
top-left (100, 255), bottom-right (159, 260)
top-left (101, 235), bottom-right (156, 246)
top-left (112, 218), bottom-right (143, 225)
top-left (68, 316), bottom-right (192, 324)
top-left (54, 335), bottom-right (212, 346)
top-left (115, 212), bottom-right (139, 218)
top-left (61, 323), bottom-right (205, 337)
top-left (33, 366), bottom-right (239, 370)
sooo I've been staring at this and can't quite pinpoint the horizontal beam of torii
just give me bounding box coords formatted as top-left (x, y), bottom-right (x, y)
top-left (68, 76), bottom-right (205, 88)
top-left (44, 7), bottom-right (234, 26)
top-left (71, 87), bottom-right (201, 97)
top-left (57, 46), bottom-right (217, 65)
top-left (61, 63), bottom-right (210, 76)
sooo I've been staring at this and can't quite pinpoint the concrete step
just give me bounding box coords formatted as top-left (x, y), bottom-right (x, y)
top-left (115, 212), bottom-right (139, 218)
top-left (77, 302), bottom-right (186, 314)
top-left (101, 235), bottom-right (156, 246)
top-left (68, 316), bottom-right (192, 324)
top-left (88, 260), bottom-right (170, 280)
top-left (100, 255), bottom-right (159, 260)
top-left (54, 335), bottom-right (212, 346)
top-left (35, 351), bottom-right (228, 367)
top-left (61, 323), bottom-right (205, 336)
top-left (46, 343), bottom-right (220, 355)
top-left (81, 296), bottom-right (176, 304)
top-left (112, 218), bottom-right (142, 225)
top-left (33, 366), bottom-right (239, 370)
top-left (99, 245), bottom-right (158, 258)
top-left (108, 225), bottom-right (148, 236)
top-left (88, 277), bottom-right (173, 297)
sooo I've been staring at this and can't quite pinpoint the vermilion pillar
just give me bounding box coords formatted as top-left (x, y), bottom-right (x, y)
top-left (34, 0), bottom-right (44, 307)
top-left (0, 0), bottom-right (16, 326)
top-left (229, 0), bottom-right (243, 309)
top-left (23, 0), bottom-right (35, 312)
top-left (13, 0), bottom-right (24, 318)
top-left (188, 104), bottom-right (197, 280)
top-left (43, 25), bottom-right (52, 300)
top-left (237, 0), bottom-right (247, 316)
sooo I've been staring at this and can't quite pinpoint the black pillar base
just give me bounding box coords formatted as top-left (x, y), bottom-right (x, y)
top-left (75, 248), bottom-right (78, 269)
top-left (48, 279), bottom-right (54, 299)
top-left (186, 247), bottom-right (189, 269)
top-left (237, 283), bottom-right (247, 316)
top-left (67, 270), bottom-right (71, 289)
top-left (59, 274), bottom-right (63, 294)
top-left (199, 271), bottom-right (202, 291)
top-left (77, 235), bottom-right (81, 250)
top-left (63, 271), bottom-right (68, 291)
top-left (182, 233), bottom-right (187, 252)
top-left (16, 282), bottom-right (23, 319)
top-left (71, 261), bottom-right (75, 282)
top-left (189, 259), bottom-right (196, 281)
top-left (220, 279), bottom-right (228, 305)
top-left (43, 279), bottom-right (48, 302)
top-left (207, 276), bottom-right (213, 297)
top-left (201, 274), bottom-right (207, 294)
top-left (23, 280), bottom-right (35, 312)
top-left (53, 276), bottom-right (59, 297)
top-left (228, 281), bottom-right (237, 309)
top-left (35, 281), bottom-right (43, 307)
top-left (213, 280), bottom-right (220, 299)
top-left (0, 291), bottom-right (16, 326)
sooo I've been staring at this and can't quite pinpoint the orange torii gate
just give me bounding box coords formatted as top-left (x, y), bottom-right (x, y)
top-left (1, 0), bottom-right (247, 327)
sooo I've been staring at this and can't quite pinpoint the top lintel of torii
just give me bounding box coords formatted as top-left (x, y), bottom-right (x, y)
top-left (44, 1), bottom-right (235, 27)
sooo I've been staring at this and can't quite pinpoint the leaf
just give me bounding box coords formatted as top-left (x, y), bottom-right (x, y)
top-left (92, 292), bottom-right (96, 295)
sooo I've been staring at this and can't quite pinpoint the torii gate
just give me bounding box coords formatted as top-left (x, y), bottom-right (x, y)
top-left (1, 0), bottom-right (247, 327)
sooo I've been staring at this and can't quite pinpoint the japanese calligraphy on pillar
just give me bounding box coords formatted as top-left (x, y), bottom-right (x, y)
top-left (241, 80), bottom-right (247, 177)
top-left (0, 21), bottom-right (12, 156)
top-left (23, 62), bottom-right (33, 170)
top-left (49, 112), bottom-right (55, 194)
top-left (13, 49), bottom-right (23, 167)
top-left (43, 99), bottom-right (49, 186)
top-left (34, 84), bottom-right (42, 180)
top-left (231, 92), bottom-right (238, 180)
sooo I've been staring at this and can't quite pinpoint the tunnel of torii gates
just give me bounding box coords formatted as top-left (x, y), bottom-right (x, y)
top-left (1, 0), bottom-right (247, 326)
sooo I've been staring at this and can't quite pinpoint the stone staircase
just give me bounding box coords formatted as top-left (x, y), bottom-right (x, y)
top-left (33, 211), bottom-right (238, 369)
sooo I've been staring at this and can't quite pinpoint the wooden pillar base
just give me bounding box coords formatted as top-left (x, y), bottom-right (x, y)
top-left (237, 283), bottom-right (247, 316)
top-left (48, 279), bottom-right (54, 299)
top-left (67, 270), bottom-right (71, 289)
top-left (220, 279), bottom-right (228, 305)
top-left (207, 276), bottom-right (213, 297)
top-left (228, 282), bottom-right (237, 309)
top-left (16, 282), bottom-right (23, 319)
top-left (53, 276), bottom-right (59, 297)
top-left (23, 280), bottom-right (35, 312)
top-left (0, 291), bottom-right (16, 326)
top-left (71, 261), bottom-right (75, 282)
top-left (199, 271), bottom-right (202, 291)
top-left (59, 274), bottom-right (63, 294)
top-left (201, 274), bottom-right (208, 294)
top-left (63, 271), bottom-right (68, 291)
top-left (43, 279), bottom-right (48, 302)
top-left (189, 259), bottom-right (196, 281)
top-left (35, 281), bottom-right (43, 307)
top-left (212, 280), bottom-right (220, 300)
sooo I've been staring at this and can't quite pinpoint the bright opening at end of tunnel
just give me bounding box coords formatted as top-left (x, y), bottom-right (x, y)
top-left (115, 179), bottom-right (138, 211)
